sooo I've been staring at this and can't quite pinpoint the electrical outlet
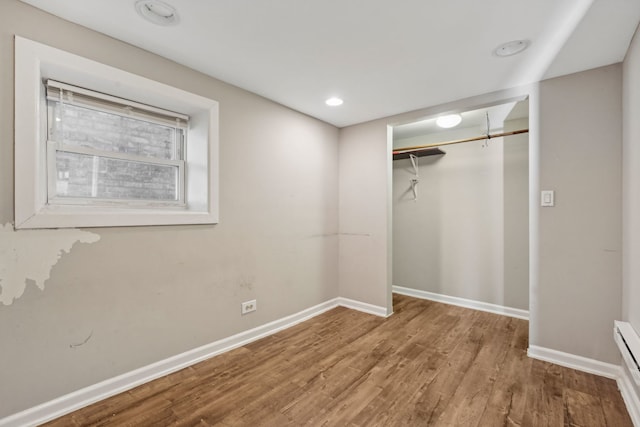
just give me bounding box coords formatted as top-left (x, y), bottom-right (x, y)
top-left (241, 299), bottom-right (257, 315)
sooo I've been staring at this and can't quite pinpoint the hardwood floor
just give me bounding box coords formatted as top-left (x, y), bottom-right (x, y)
top-left (44, 294), bottom-right (632, 426)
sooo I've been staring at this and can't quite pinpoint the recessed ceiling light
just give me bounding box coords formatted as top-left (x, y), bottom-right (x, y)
top-left (436, 114), bottom-right (462, 128)
top-left (135, 0), bottom-right (179, 26)
top-left (493, 40), bottom-right (530, 57)
top-left (325, 97), bottom-right (344, 107)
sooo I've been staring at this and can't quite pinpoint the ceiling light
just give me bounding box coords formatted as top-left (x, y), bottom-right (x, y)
top-left (493, 40), bottom-right (529, 57)
top-left (325, 97), bottom-right (344, 107)
top-left (436, 114), bottom-right (462, 128)
top-left (135, 0), bottom-right (179, 26)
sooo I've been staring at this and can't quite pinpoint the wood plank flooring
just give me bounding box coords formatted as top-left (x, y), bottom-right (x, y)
top-left (44, 294), bottom-right (632, 426)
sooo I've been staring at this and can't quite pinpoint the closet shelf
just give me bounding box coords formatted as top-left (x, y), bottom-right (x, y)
top-left (393, 128), bottom-right (529, 159)
top-left (393, 148), bottom-right (445, 161)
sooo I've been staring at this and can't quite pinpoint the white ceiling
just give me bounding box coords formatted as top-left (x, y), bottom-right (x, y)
top-left (18, 0), bottom-right (640, 128)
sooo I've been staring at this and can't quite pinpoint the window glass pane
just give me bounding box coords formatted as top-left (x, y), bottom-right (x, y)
top-left (49, 101), bottom-right (181, 160)
top-left (55, 151), bottom-right (178, 201)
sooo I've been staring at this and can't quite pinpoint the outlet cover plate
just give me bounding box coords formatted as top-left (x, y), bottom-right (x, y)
top-left (241, 299), bottom-right (257, 315)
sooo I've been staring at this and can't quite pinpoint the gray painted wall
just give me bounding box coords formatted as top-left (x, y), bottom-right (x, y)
top-left (622, 24), bottom-right (640, 396)
top-left (533, 64), bottom-right (622, 363)
top-left (623, 24), bottom-right (640, 338)
top-left (338, 122), bottom-right (392, 312)
top-left (0, 0), bottom-right (339, 417)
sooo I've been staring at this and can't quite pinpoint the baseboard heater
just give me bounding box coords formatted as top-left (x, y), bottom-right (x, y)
top-left (614, 320), bottom-right (640, 386)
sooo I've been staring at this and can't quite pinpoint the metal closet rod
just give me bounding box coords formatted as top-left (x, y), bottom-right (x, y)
top-left (393, 128), bottom-right (529, 155)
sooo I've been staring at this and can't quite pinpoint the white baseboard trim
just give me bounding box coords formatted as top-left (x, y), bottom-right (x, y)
top-left (337, 297), bottom-right (390, 318)
top-left (527, 345), bottom-right (621, 379)
top-left (2, 296), bottom-right (383, 427)
top-left (393, 286), bottom-right (529, 320)
top-left (618, 366), bottom-right (640, 427)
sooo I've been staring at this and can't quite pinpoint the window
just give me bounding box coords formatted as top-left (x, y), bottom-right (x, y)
top-left (15, 36), bottom-right (219, 229)
top-left (46, 80), bottom-right (187, 206)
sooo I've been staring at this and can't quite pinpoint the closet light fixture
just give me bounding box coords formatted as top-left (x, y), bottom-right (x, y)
top-left (135, 0), bottom-right (179, 26)
top-left (325, 97), bottom-right (344, 106)
top-left (436, 114), bottom-right (462, 129)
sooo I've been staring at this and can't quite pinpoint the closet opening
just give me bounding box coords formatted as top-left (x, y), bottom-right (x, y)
top-left (391, 99), bottom-right (530, 319)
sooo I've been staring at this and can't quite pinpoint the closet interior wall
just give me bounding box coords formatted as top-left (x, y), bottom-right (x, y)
top-left (392, 117), bottom-right (529, 310)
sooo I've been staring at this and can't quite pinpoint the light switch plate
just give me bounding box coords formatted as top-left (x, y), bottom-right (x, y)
top-left (541, 190), bottom-right (555, 207)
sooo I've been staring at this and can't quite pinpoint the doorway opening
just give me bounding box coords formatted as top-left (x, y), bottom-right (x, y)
top-left (391, 99), bottom-right (530, 318)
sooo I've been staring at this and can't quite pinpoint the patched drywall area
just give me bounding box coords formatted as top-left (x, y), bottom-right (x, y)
top-left (0, 223), bottom-right (100, 305)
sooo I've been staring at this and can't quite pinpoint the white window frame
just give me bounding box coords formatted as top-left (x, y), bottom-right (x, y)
top-left (14, 36), bottom-right (219, 229)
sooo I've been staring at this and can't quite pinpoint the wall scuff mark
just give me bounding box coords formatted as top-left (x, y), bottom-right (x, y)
top-left (69, 330), bottom-right (94, 349)
top-left (0, 223), bottom-right (100, 305)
